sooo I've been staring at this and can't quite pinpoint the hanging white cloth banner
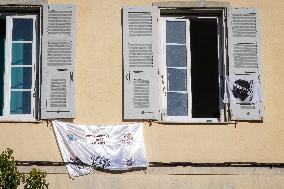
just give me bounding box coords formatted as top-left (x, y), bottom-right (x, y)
top-left (53, 120), bottom-right (149, 177)
top-left (225, 75), bottom-right (263, 104)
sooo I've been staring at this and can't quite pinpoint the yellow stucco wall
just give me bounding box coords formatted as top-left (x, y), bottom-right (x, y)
top-left (0, 0), bottom-right (283, 165)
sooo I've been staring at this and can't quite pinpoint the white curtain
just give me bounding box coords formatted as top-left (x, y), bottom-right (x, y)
top-left (53, 121), bottom-right (148, 177)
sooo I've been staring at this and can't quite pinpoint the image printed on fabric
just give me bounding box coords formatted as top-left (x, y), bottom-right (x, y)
top-left (123, 157), bottom-right (135, 169)
top-left (70, 156), bottom-right (87, 170)
top-left (226, 75), bottom-right (262, 104)
top-left (52, 120), bottom-right (148, 177)
top-left (91, 155), bottom-right (111, 168)
top-left (67, 133), bottom-right (77, 142)
top-left (121, 132), bottom-right (134, 145)
top-left (232, 79), bottom-right (253, 101)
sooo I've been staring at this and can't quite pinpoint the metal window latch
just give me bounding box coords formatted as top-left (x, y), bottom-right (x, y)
top-left (126, 71), bottom-right (131, 82)
top-left (141, 111), bottom-right (153, 114)
top-left (33, 87), bottom-right (36, 97)
top-left (57, 69), bottom-right (67, 71)
top-left (70, 72), bottom-right (74, 82)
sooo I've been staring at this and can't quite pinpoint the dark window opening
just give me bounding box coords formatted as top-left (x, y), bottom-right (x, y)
top-left (190, 18), bottom-right (220, 118)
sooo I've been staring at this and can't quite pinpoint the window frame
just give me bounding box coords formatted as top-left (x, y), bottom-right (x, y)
top-left (0, 14), bottom-right (37, 121)
top-left (158, 8), bottom-right (226, 123)
top-left (0, 4), bottom-right (77, 121)
top-left (123, 5), bottom-right (263, 122)
top-left (160, 17), bottom-right (193, 122)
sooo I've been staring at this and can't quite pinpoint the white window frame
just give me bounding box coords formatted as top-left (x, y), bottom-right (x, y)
top-left (160, 17), bottom-right (191, 122)
top-left (1, 15), bottom-right (37, 121)
top-left (160, 16), bottom-right (220, 123)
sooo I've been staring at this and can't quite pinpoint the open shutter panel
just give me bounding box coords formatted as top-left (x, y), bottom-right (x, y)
top-left (123, 7), bottom-right (159, 120)
top-left (41, 4), bottom-right (76, 119)
top-left (227, 8), bottom-right (264, 121)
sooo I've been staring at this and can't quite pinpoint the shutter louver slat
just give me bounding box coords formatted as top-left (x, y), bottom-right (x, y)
top-left (227, 8), bottom-right (264, 121)
top-left (41, 4), bottom-right (76, 119)
top-left (47, 41), bottom-right (72, 66)
top-left (123, 7), bottom-right (159, 120)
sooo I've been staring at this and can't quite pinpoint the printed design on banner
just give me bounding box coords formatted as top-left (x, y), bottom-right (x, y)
top-left (70, 156), bottom-right (86, 170)
top-left (91, 155), bottom-right (111, 168)
top-left (67, 133), bottom-right (77, 143)
top-left (232, 79), bottom-right (254, 102)
top-left (123, 157), bottom-right (135, 168)
top-left (121, 132), bottom-right (134, 145)
top-left (86, 132), bottom-right (110, 145)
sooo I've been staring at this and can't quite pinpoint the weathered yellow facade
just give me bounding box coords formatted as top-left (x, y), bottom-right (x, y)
top-left (0, 0), bottom-right (284, 188)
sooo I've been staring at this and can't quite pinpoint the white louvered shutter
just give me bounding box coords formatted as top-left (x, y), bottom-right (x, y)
top-left (41, 4), bottom-right (76, 119)
top-left (227, 8), bottom-right (264, 121)
top-left (123, 7), bottom-right (159, 120)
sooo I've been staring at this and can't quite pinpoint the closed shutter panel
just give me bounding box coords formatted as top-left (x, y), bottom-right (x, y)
top-left (227, 8), bottom-right (264, 120)
top-left (41, 4), bottom-right (76, 119)
top-left (123, 7), bottom-right (159, 120)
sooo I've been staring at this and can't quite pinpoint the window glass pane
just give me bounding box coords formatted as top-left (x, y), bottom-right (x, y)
top-left (167, 92), bottom-right (188, 116)
top-left (166, 45), bottom-right (187, 67)
top-left (166, 21), bottom-right (186, 44)
top-left (11, 67), bottom-right (32, 89)
top-left (12, 43), bottom-right (32, 65)
top-left (12, 18), bottom-right (33, 41)
top-left (167, 68), bottom-right (187, 91)
top-left (10, 91), bottom-right (31, 114)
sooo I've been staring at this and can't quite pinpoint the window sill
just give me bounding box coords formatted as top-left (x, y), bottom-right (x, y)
top-left (156, 121), bottom-right (237, 125)
top-left (0, 119), bottom-right (41, 123)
